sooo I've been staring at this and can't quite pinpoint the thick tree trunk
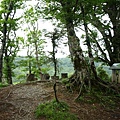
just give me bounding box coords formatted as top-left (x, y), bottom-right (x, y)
top-left (106, 1), bottom-right (120, 63)
top-left (66, 20), bottom-right (91, 98)
top-left (60, 1), bottom-right (88, 87)
top-left (66, 20), bottom-right (88, 84)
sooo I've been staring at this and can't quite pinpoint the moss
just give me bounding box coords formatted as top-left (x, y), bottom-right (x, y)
top-left (35, 100), bottom-right (78, 120)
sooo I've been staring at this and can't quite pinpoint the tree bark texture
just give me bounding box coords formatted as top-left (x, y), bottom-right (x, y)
top-left (66, 19), bottom-right (88, 83)
top-left (106, 1), bottom-right (120, 64)
top-left (60, 1), bottom-right (88, 84)
top-left (52, 33), bottom-right (57, 77)
top-left (0, 49), bottom-right (3, 82)
top-left (81, 4), bottom-right (98, 79)
top-left (4, 52), bottom-right (12, 84)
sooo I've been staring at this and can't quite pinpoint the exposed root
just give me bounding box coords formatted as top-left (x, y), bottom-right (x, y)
top-left (69, 72), bottom-right (120, 100)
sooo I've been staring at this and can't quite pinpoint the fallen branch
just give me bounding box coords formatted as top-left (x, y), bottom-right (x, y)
top-left (4, 90), bottom-right (13, 100)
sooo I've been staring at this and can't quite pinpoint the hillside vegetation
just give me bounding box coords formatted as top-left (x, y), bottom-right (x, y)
top-left (12, 56), bottom-right (111, 84)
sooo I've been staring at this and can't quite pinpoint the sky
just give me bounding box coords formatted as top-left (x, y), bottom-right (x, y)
top-left (16, 0), bottom-right (86, 58)
top-left (3, 0), bottom-right (89, 59)
top-left (16, 18), bottom-right (70, 58)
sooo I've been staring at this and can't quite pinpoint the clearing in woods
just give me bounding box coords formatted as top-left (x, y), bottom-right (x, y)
top-left (0, 81), bottom-right (120, 120)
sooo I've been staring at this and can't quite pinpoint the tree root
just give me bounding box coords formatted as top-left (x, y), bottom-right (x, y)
top-left (69, 73), bottom-right (120, 100)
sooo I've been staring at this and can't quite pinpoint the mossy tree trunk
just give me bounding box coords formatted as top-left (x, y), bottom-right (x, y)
top-left (61, 2), bottom-right (88, 86)
top-left (66, 20), bottom-right (90, 97)
top-left (67, 22), bottom-right (88, 84)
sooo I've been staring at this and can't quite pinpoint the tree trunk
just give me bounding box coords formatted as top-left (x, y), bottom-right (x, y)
top-left (35, 41), bottom-right (41, 71)
top-left (0, 19), bottom-right (7, 83)
top-left (81, 4), bottom-right (98, 80)
top-left (4, 48), bottom-right (13, 84)
top-left (0, 49), bottom-right (3, 82)
top-left (0, 1), bottom-right (14, 82)
top-left (106, 1), bottom-right (120, 64)
top-left (52, 37), bottom-right (57, 77)
top-left (66, 19), bottom-right (88, 84)
top-left (66, 20), bottom-right (91, 98)
top-left (53, 82), bottom-right (59, 103)
top-left (27, 45), bottom-right (32, 74)
top-left (91, 1), bottom-right (120, 65)
top-left (28, 58), bottom-right (32, 74)
top-left (4, 58), bottom-right (12, 84)
top-left (59, 1), bottom-right (88, 87)
top-left (0, 17), bottom-right (8, 83)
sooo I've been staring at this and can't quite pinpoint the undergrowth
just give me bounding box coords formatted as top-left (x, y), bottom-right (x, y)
top-left (77, 88), bottom-right (120, 110)
top-left (35, 100), bottom-right (78, 120)
top-left (0, 83), bottom-right (8, 88)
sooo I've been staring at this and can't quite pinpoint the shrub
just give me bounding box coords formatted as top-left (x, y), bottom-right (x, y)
top-left (35, 100), bottom-right (78, 120)
top-left (0, 83), bottom-right (8, 88)
top-left (61, 78), bottom-right (69, 84)
top-left (97, 65), bottom-right (110, 82)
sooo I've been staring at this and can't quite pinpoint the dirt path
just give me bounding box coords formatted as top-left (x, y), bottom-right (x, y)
top-left (0, 81), bottom-right (120, 120)
top-left (0, 82), bottom-right (54, 120)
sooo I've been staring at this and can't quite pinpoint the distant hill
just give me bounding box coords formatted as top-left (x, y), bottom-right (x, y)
top-left (12, 56), bottom-right (111, 83)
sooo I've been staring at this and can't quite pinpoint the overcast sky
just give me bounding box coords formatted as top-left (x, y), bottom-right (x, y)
top-left (14, 0), bottom-right (86, 58)
top-left (16, 1), bottom-right (70, 58)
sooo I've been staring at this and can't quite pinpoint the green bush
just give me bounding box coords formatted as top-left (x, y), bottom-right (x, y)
top-left (0, 83), bottom-right (8, 88)
top-left (77, 88), bottom-right (119, 110)
top-left (97, 65), bottom-right (110, 82)
top-left (61, 78), bottom-right (69, 84)
top-left (35, 100), bottom-right (78, 120)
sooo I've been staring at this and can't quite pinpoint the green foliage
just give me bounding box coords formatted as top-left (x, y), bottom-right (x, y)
top-left (0, 83), bottom-right (8, 88)
top-left (61, 78), bottom-right (72, 91)
top-left (0, 0), bottom-right (24, 83)
top-left (35, 100), bottom-right (78, 120)
top-left (61, 78), bottom-right (69, 84)
top-left (14, 80), bottom-right (26, 85)
top-left (19, 5), bottom-right (49, 77)
top-left (77, 88), bottom-right (120, 110)
top-left (97, 65), bottom-right (110, 82)
top-left (43, 57), bottom-right (74, 77)
top-left (12, 57), bottom-right (73, 83)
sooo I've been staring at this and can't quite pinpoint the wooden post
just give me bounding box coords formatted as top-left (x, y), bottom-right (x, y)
top-left (61, 73), bottom-right (68, 79)
top-left (110, 64), bottom-right (120, 83)
top-left (26, 73), bottom-right (35, 82)
top-left (118, 70), bottom-right (120, 83)
top-left (112, 70), bottom-right (117, 82)
top-left (51, 76), bottom-right (59, 80)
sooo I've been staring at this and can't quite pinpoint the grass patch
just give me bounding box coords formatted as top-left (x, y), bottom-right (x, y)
top-left (0, 83), bottom-right (8, 88)
top-left (35, 100), bottom-right (78, 120)
top-left (61, 78), bottom-right (69, 84)
top-left (77, 88), bottom-right (120, 110)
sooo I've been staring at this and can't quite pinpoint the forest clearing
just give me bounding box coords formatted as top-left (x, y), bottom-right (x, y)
top-left (0, 1), bottom-right (120, 120)
top-left (0, 81), bottom-right (120, 120)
